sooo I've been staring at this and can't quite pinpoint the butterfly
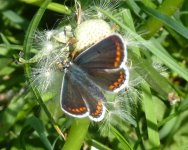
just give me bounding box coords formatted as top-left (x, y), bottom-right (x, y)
top-left (60, 33), bottom-right (129, 121)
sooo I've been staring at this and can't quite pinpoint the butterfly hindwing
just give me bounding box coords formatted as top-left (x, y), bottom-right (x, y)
top-left (82, 67), bottom-right (129, 92)
top-left (77, 80), bottom-right (105, 121)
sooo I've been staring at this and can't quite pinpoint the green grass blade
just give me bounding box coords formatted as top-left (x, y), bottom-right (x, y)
top-left (20, 116), bottom-right (53, 150)
top-left (23, 0), bottom-right (52, 61)
top-left (142, 84), bottom-right (160, 148)
top-left (0, 94), bottom-right (26, 137)
top-left (89, 139), bottom-right (112, 150)
top-left (0, 33), bottom-right (10, 45)
top-left (125, 0), bottom-right (141, 17)
top-left (140, 3), bottom-right (188, 40)
top-left (120, 9), bottom-right (160, 148)
top-left (138, 0), bottom-right (184, 38)
top-left (159, 100), bottom-right (188, 127)
top-left (0, 44), bottom-right (23, 51)
top-left (129, 51), bottom-right (175, 99)
top-left (110, 125), bottom-right (133, 150)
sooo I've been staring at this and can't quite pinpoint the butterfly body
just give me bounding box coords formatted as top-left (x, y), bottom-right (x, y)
top-left (60, 33), bottom-right (129, 121)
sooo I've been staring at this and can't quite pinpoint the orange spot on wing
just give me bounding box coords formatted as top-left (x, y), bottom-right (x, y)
top-left (118, 78), bottom-right (123, 82)
top-left (66, 105), bottom-right (87, 114)
top-left (116, 46), bottom-right (121, 51)
top-left (108, 71), bottom-right (126, 91)
top-left (114, 62), bottom-right (119, 68)
top-left (116, 57), bottom-right (120, 61)
top-left (91, 101), bottom-right (103, 117)
top-left (114, 82), bottom-right (119, 87)
top-left (116, 51), bottom-right (121, 56)
top-left (113, 40), bottom-right (124, 68)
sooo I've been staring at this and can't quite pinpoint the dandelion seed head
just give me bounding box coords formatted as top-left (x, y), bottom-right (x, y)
top-left (31, 65), bottom-right (56, 93)
top-left (44, 69), bottom-right (51, 78)
top-left (100, 93), bottom-right (137, 136)
top-left (34, 30), bottom-right (54, 46)
top-left (55, 31), bottom-right (67, 43)
top-left (96, 12), bottom-right (103, 18)
top-left (43, 41), bottom-right (54, 53)
top-left (46, 30), bottom-right (55, 40)
top-left (99, 119), bottom-right (111, 136)
top-left (101, 67), bottom-right (142, 129)
top-left (30, 27), bottom-right (73, 94)
top-left (33, 30), bottom-right (57, 61)
top-left (32, 27), bottom-right (73, 66)
top-left (75, 19), bottom-right (112, 51)
top-left (54, 26), bottom-right (73, 43)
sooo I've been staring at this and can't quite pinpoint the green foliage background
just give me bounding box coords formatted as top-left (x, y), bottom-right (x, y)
top-left (1, 0), bottom-right (188, 150)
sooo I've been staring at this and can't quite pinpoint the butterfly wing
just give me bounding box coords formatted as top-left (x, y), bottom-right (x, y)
top-left (74, 33), bottom-right (129, 92)
top-left (61, 65), bottom-right (105, 121)
top-left (83, 67), bottom-right (129, 92)
top-left (74, 33), bottom-right (127, 69)
top-left (60, 69), bottom-right (88, 118)
top-left (78, 77), bottom-right (105, 121)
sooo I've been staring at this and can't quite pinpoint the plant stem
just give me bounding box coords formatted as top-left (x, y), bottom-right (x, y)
top-left (62, 118), bottom-right (90, 150)
top-left (19, 0), bottom-right (71, 14)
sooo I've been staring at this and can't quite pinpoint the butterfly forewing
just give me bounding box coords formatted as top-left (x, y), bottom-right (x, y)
top-left (74, 34), bottom-right (126, 69)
